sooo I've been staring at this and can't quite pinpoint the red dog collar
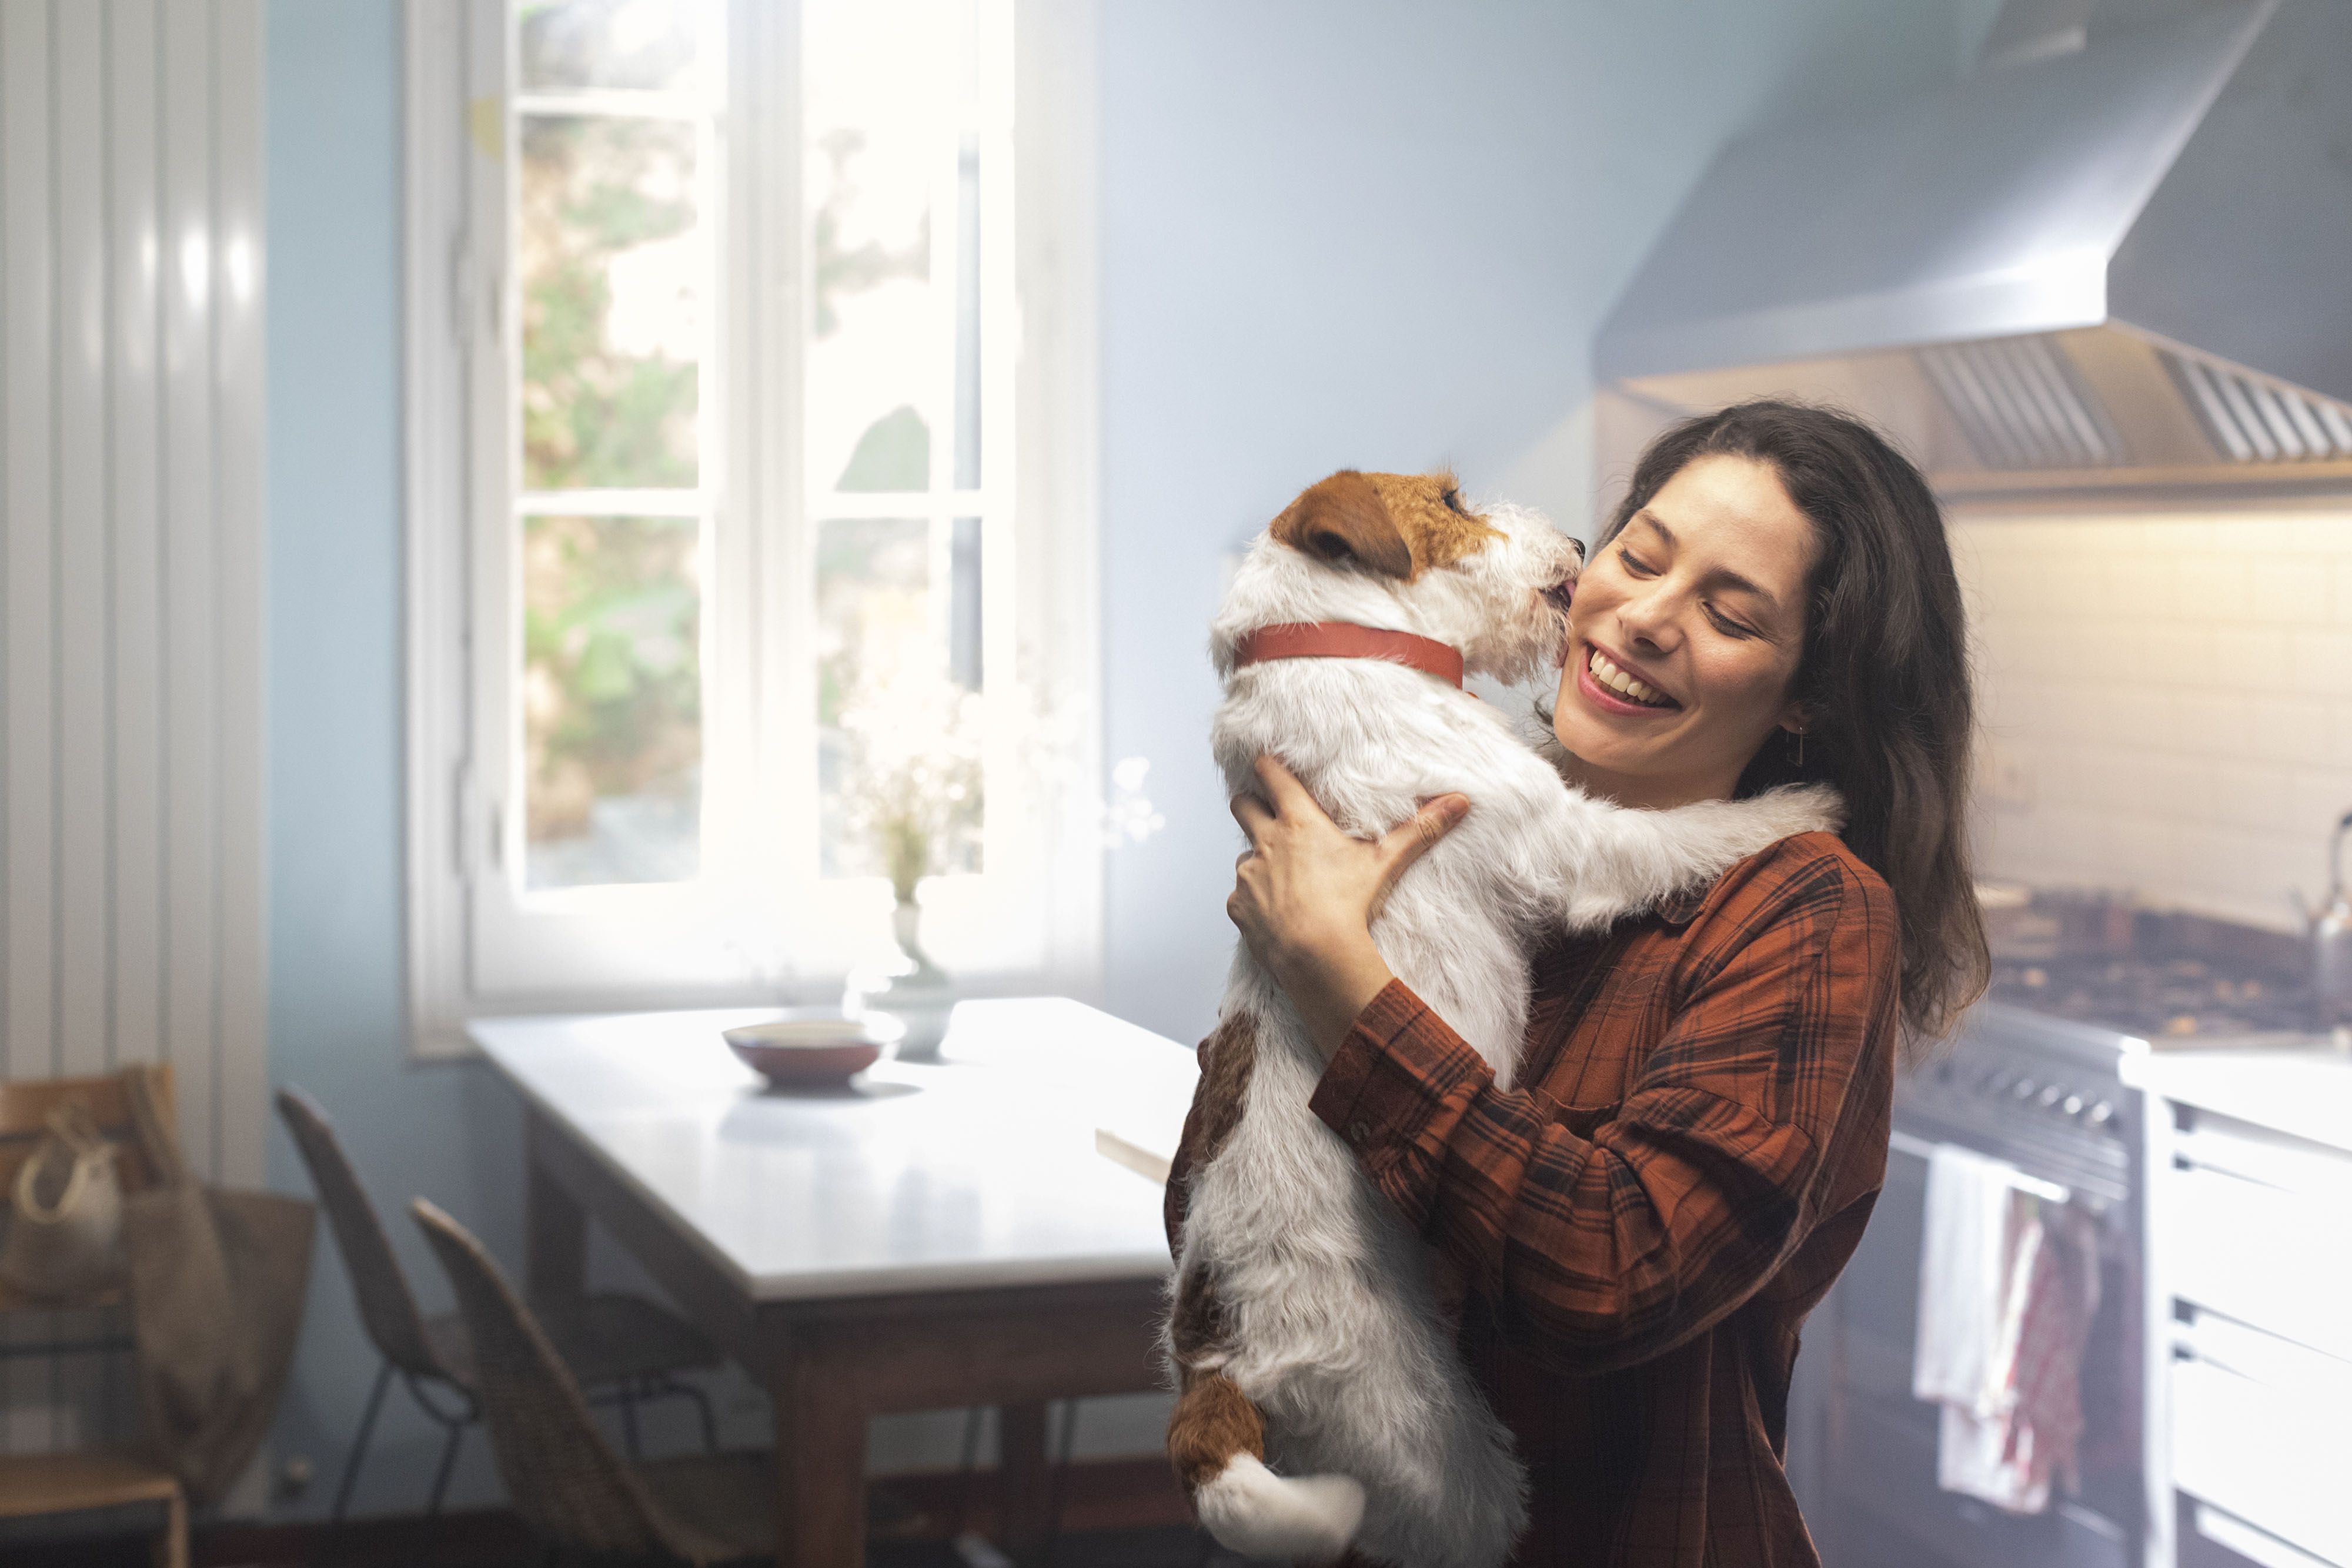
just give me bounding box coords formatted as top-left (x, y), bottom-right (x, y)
top-left (1232, 622), bottom-right (1465, 689)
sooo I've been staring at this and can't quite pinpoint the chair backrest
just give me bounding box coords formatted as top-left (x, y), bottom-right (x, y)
top-left (274, 1088), bottom-right (443, 1377)
top-left (409, 1198), bottom-right (686, 1562)
top-left (0, 1066), bottom-right (176, 1197)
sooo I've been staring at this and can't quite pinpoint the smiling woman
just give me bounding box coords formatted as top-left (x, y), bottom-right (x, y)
top-left (1559, 399), bottom-right (1991, 1045)
top-left (1210, 399), bottom-right (1989, 1565)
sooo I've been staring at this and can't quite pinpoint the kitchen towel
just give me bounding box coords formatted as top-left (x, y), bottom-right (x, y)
top-left (1912, 1142), bottom-right (2090, 1513)
top-left (2010, 1203), bottom-right (2102, 1495)
top-left (1913, 1144), bottom-right (2028, 1411)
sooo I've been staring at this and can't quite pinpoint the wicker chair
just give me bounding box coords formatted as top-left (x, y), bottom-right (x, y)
top-left (410, 1199), bottom-right (777, 1566)
top-left (276, 1088), bottom-right (720, 1520)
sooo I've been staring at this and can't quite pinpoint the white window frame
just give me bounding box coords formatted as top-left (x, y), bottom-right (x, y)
top-left (403, 0), bottom-right (1101, 1057)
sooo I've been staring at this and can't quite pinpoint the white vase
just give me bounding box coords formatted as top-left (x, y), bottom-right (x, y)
top-left (866, 895), bottom-right (954, 1062)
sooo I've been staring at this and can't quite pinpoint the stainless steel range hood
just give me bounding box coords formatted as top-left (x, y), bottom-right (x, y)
top-left (1594, 0), bottom-right (2352, 496)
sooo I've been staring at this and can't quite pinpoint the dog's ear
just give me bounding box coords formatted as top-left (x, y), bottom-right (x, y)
top-left (1269, 470), bottom-right (1412, 580)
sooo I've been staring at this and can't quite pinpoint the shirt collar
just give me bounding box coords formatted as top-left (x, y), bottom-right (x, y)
top-left (1653, 878), bottom-right (1716, 928)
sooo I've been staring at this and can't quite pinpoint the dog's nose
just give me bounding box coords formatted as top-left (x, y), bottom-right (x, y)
top-left (1567, 537), bottom-right (1587, 562)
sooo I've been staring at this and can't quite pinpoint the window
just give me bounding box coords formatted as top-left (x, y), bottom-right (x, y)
top-left (406, 0), bottom-right (1099, 1054)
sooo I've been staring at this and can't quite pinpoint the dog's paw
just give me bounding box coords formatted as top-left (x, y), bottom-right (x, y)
top-left (1194, 1452), bottom-right (1367, 1564)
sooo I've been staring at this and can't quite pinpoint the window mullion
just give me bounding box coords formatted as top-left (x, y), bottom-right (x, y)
top-left (743, 0), bottom-right (817, 924)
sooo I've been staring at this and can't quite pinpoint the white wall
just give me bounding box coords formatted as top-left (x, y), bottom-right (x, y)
top-left (1096, 0), bottom-right (1978, 1041)
top-left (1959, 506), bottom-right (2352, 927)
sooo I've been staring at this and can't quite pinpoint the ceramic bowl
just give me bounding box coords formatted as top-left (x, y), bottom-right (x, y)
top-left (723, 1010), bottom-right (904, 1089)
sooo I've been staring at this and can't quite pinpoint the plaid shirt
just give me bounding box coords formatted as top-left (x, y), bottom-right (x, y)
top-left (1168, 830), bottom-right (1900, 1567)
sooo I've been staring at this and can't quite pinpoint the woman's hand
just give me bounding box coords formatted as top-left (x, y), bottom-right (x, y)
top-left (1228, 755), bottom-right (1469, 1061)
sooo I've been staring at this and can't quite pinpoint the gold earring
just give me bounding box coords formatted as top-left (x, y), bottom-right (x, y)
top-left (1790, 728), bottom-right (1805, 769)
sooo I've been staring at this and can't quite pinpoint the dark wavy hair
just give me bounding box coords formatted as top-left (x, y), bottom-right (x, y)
top-left (1596, 400), bottom-right (1989, 1046)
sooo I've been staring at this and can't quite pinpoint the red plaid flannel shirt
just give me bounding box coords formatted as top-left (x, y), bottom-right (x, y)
top-left (1167, 830), bottom-right (1901, 1567)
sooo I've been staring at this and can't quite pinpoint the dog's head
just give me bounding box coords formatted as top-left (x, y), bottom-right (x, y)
top-left (1215, 469), bottom-right (1582, 686)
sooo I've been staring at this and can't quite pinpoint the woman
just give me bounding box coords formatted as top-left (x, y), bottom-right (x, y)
top-left (1174, 401), bottom-right (1989, 1566)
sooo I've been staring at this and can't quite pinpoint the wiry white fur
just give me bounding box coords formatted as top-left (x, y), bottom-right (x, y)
top-left (1193, 1454), bottom-right (1365, 1564)
top-left (1172, 499), bottom-right (1842, 1568)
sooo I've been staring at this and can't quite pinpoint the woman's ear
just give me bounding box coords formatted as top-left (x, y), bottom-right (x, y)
top-left (1270, 470), bottom-right (1413, 580)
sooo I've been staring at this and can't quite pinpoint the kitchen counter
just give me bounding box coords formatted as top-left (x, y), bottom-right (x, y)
top-left (2120, 1037), bottom-right (2352, 1154)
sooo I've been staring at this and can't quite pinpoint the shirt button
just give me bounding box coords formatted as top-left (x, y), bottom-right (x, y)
top-left (1349, 1121), bottom-right (1371, 1141)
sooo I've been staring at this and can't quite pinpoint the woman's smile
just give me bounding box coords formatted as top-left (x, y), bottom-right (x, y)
top-left (1572, 637), bottom-right (1682, 715)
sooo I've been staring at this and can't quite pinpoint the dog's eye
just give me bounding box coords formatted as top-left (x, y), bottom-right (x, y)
top-left (1440, 486), bottom-right (1466, 515)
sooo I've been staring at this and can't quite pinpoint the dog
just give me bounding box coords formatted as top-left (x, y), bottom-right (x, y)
top-left (1165, 470), bottom-right (1842, 1567)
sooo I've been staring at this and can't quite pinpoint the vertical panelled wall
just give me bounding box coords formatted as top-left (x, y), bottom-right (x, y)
top-left (0, 0), bottom-right (266, 1453)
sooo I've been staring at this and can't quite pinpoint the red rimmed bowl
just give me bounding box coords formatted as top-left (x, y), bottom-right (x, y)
top-left (723, 1011), bottom-right (905, 1090)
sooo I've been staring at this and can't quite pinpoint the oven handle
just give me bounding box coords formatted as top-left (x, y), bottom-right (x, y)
top-left (1887, 1128), bottom-right (2073, 1206)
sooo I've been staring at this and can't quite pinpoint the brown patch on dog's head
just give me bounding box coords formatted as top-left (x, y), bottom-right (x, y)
top-left (1269, 469), bottom-right (1499, 582)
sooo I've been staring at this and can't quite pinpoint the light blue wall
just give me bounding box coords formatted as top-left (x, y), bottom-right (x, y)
top-left (265, 0), bottom-right (533, 1515)
top-left (1097, 0), bottom-right (1972, 1040)
top-left (261, 0), bottom-right (1972, 1519)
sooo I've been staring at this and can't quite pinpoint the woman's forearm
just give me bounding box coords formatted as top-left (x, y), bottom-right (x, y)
top-left (1225, 755), bottom-right (1466, 1059)
top-left (1267, 926), bottom-right (1396, 1062)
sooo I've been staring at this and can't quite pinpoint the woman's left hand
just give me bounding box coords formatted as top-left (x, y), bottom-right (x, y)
top-left (1228, 755), bottom-right (1468, 1061)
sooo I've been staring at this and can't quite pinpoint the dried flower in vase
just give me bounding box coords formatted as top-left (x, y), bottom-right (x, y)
top-left (837, 668), bottom-right (987, 905)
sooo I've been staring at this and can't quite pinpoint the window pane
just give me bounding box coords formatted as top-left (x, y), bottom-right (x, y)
top-left (817, 517), bottom-right (981, 882)
top-left (519, 0), bottom-right (703, 93)
top-left (519, 113), bottom-right (701, 492)
top-left (803, 0), bottom-right (984, 498)
top-left (523, 514), bottom-right (703, 890)
top-left (954, 133), bottom-right (981, 490)
top-left (836, 404), bottom-right (929, 492)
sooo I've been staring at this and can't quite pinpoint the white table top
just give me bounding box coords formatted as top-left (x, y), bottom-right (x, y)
top-left (2120, 1036), bottom-right (2352, 1154)
top-left (470, 998), bottom-right (1200, 1302)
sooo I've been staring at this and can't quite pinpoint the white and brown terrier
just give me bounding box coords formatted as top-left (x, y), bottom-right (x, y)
top-left (1167, 470), bottom-right (1841, 1567)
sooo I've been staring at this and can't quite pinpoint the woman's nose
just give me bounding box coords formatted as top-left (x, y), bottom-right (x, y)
top-left (1615, 586), bottom-right (1680, 651)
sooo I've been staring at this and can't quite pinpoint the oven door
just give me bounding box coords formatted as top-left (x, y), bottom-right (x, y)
top-left (1805, 1129), bottom-right (2140, 1568)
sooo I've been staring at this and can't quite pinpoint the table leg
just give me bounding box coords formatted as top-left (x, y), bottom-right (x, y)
top-left (524, 1115), bottom-right (588, 1299)
top-left (997, 1402), bottom-right (1053, 1564)
top-left (773, 1355), bottom-right (868, 1568)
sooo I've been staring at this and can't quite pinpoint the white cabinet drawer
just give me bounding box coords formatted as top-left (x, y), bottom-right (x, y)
top-left (2163, 1159), bottom-right (2352, 1361)
top-left (2173, 1317), bottom-right (2352, 1568)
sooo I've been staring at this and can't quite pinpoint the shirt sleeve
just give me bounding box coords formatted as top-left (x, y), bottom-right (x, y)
top-left (1308, 848), bottom-right (1899, 1373)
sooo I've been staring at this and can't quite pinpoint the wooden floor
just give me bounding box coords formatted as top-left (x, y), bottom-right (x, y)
top-left (10, 1516), bottom-right (1232, 1568)
top-left (1, 1455), bottom-right (1225, 1568)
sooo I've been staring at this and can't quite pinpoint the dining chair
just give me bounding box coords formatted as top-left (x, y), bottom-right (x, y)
top-left (276, 1087), bottom-right (722, 1521)
top-left (412, 1198), bottom-right (914, 1566)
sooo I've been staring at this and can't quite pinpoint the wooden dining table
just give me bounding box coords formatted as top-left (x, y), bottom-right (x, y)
top-left (469, 997), bottom-right (1200, 1567)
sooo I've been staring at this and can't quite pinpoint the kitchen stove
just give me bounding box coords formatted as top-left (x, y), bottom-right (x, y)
top-left (1798, 902), bottom-right (2330, 1568)
top-left (1992, 954), bottom-right (2320, 1041)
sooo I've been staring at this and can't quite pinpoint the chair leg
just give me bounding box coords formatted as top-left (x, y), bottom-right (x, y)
top-left (426, 1419), bottom-right (465, 1516)
top-left (619, 1384), bottom-right (642, 1459)
top-left (950, 1406), bottom-right (985, 1540)
top-left (153, 1480), bottom-right (188, 1568)
top-left (329, 1359), bottom-right (395, 1523)
top-left (1043, 1399), bottom-right (1080, 1566)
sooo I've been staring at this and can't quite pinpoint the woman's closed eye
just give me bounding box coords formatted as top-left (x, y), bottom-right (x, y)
top-left (1619, 544), bottom-right (1759, 638)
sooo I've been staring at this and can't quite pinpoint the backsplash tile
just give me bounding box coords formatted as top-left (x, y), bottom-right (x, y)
top-left (1954, 507), bottom-right (2352, 931)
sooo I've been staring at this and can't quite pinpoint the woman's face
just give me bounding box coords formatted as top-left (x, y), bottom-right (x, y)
top-left (1553, 453), bottom-right (1817, 810)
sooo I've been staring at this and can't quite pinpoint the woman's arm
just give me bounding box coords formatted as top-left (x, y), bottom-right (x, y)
top-left (1224, 755), bottom-right (1467, 1056)
top-left (1311, 847), bottom-right (1899, 1373)
top-left (1164, 758), bottom-right (1464, 1256)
